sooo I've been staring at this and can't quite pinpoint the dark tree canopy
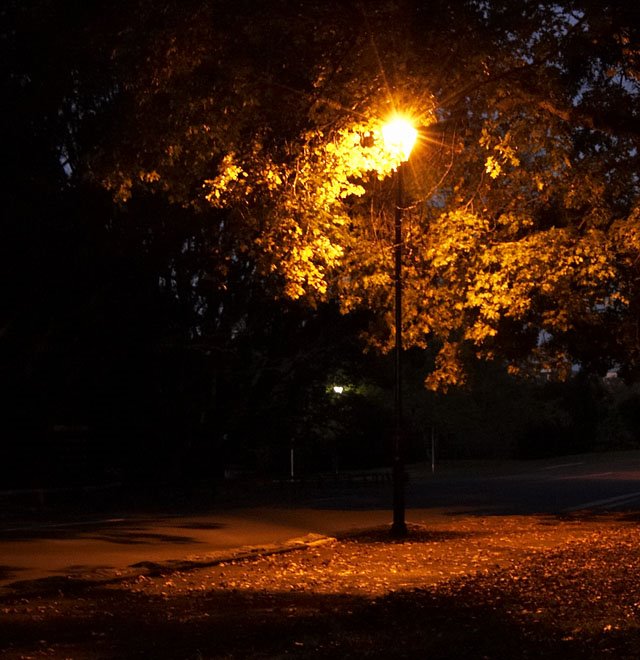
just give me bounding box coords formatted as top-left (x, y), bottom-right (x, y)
top-left (2, 1), bottom-right (640, 466)
top-left (49, 0), bottom-right (637, 387)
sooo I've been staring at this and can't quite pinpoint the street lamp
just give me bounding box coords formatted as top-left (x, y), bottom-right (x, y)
top-left (382, 115), bottom-right (417, 537)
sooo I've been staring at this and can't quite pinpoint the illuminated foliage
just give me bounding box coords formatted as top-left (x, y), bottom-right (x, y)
top-left (72, 0), bottom-right (640, 387)
top-left (202, 120), bottom-right (421, 299)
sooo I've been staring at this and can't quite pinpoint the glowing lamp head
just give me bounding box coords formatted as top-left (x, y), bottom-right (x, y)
top-left (332, 385), bottom-right (344, 394)
top-left (381, 116), bottom-right (417, 162)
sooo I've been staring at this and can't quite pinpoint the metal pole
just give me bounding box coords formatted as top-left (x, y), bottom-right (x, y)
top-left (392, 164), bottom-right (407, 537)
top-left (431, 427), bottom-right (436, 474)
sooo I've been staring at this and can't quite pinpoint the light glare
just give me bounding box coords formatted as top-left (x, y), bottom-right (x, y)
top-left (381, 116), bottom-right (418, 162)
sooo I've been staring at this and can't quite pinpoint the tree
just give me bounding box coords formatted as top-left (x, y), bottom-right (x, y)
top-left (20, 0), bottom-right (640, 390)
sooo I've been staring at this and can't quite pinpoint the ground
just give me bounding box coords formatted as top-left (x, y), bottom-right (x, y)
top-left (2, 512), bottom-right (640, 659)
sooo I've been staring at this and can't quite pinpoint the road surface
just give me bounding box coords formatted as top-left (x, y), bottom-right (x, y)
top-left (2, 451), bottom-right (640, 590)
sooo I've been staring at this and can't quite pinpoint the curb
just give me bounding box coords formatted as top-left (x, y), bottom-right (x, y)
top-left (129, 532), bottom-right (337, 576)
top-left (0, 533), bottom-right (337, 599)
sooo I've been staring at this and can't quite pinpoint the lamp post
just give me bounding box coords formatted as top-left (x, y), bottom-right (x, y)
top-left (381, 116), bottom-right (417, 537)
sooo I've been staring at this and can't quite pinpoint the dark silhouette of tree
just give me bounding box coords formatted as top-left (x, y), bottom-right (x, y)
top-left (76, 0), bottom-right (640, 386)
top-left (3, 0), bottom-right (640, 486)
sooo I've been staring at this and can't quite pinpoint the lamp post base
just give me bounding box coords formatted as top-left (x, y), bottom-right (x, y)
top-left (391, 520), bottom-right (408, 538)
top-left (391, 455), bottom-right (407, 538)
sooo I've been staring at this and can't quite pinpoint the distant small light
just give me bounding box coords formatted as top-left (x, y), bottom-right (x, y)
top-left (333, 386), bottom-right (344, 394)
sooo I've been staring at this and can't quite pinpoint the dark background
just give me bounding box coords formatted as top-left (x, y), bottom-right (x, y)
top-left (2, 0), bottom-right (640, 494)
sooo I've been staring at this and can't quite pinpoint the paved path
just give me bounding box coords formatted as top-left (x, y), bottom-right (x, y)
top-left (3, 450), bottom-right (640, 591)
top-left (0, 507), bottom-right (412, 589)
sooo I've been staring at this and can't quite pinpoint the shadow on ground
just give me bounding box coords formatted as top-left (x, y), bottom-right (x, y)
top-left (1, 581), bottom-right (637, 659)
top-left (337, 526), bottom-right (477, 544)
top-left (0, 566), bottom-right (25, 582)
top-left (0, 519), bottom-right (223, 545)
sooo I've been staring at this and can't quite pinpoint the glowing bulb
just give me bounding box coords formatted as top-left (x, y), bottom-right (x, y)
top-left (381, 116), bottom-right (417, 162)
top-left (333, 386), bottom-right (344, 394)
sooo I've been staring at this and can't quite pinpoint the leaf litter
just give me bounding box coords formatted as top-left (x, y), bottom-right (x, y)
top-left (2, 513), bottom-right (640, 658)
